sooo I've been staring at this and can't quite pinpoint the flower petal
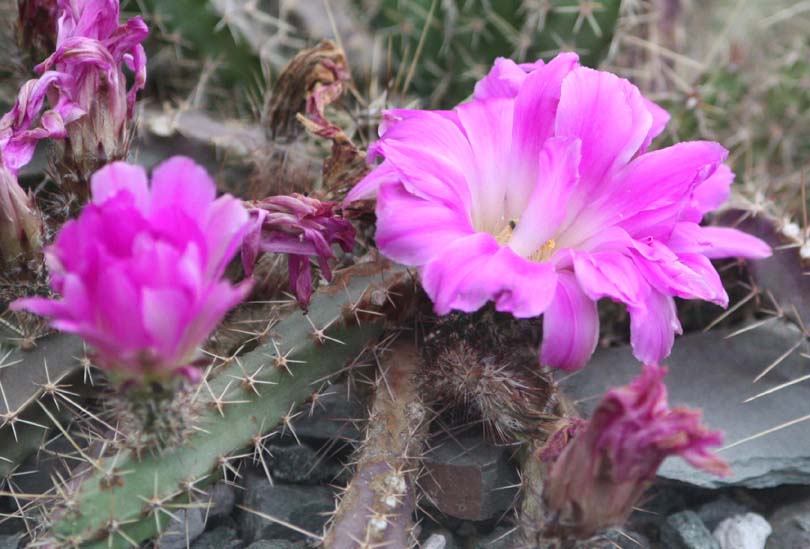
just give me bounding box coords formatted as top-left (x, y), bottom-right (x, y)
top-left (628, 290), bottom-right (681, 365)
top-left (375, 182), bottom-right (473, 266)
top-left (540, 272), bottom-right (599, 371)
top-left (149, 156), bottom-right (217, 221)
top-left (421, 232), bottom-right (558, 317)
top-left (473, 57), bottom-right (546, 99)
top-left (669, 222), bottom-right (772, 260)
top-left (456, 97), bottom-right (514, 232)
top-left (507, 53), bottom-right (579, 215)
top-left (510, 136), bottom-right (581, 256)
top-left (90, 161), bottom-right (149, 212)
top-left (556, 67), bottom-right (652, 194)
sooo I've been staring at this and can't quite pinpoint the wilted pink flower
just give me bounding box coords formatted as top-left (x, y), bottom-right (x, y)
top-left (347, 53), bottom-right (771, 371)
top-left (35, 0), bottom-right (147, 181)
top-left (0, 72), bottom-right (83, 262)
top-left (242, 194), bottom-right (355, 308)
top-left (12, 157), bottom-right (251, 383)
top-left (0, 72), bottom-right (84, 174)
top-left (541, 364), bottom-right (728, 536)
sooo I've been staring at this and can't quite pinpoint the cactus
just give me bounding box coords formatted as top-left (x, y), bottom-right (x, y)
top-left (323, 341), bottom-right (428, 548)
top-left (33, 260), bottom-right (411, 548)
top-left (0, 330), bottom-right (87, 479)
top-left (358, 0), bottom-right (621, 107)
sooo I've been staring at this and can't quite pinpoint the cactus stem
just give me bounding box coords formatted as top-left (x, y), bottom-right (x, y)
top-left (323, 340), bottom-right (429, 549)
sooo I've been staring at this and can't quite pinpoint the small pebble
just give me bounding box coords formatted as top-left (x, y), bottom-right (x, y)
top-left (713, 513), bottom-right (771, 549)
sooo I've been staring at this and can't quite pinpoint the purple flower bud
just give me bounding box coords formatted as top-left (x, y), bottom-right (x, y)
top-left (242, 194), bottom-right (355, 308)
top-left (541, 364), bottom-right (728, 537)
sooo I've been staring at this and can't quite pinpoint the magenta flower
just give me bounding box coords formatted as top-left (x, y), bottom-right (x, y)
top-left (242, 194), bottom-right (355, 308)
top-left (35, 0), bottom-right (147, 177)
top-left (541, 364), bottom-right (728, 535)
top-left (12, 157), bottom-right (252, 383)
top-left (347, 54), bottom-right (771, 371)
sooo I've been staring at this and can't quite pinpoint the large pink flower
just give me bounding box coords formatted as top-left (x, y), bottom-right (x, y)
top-left (12, 157), bottom-right (251, 382)
top-left (541, 364), bottom-right (728, 535)
top-left (346, 54), bottom-right (771, 371)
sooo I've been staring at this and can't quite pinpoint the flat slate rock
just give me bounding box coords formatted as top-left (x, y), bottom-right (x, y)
top-left (559, 321), bottom-right (810, 488)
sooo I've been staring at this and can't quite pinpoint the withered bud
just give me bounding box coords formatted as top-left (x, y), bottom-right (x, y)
top-left (540, 365), bottom-right (729, 539)
top-left (0, 164), bottom-right (42, 265)
top-left (265, 39), bottom-right (350, 141)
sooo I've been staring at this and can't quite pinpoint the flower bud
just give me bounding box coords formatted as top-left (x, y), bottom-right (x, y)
top-left (540, 365), bottom-right (729, 538)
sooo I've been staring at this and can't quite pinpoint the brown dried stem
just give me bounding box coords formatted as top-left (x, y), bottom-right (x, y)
top-left (323, 340), bottom-right (429, 549)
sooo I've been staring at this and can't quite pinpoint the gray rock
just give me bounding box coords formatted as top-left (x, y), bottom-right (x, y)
top-left (155, 508), bottom-right (206, 549)
top-left (698, 497), bottom-right (751, 531)
top-left (713, 513), bottom-right (771, 549)
top-left (421, 529), bottom-right (461, 549)
top-left (293, 383), bottom-right (364, 442)
top-left (266, 443), bottom-right (341, 484)
top-left (191, 526), bottom-right (240, 549)
top-left (766, 498), bottom-right (810, 549)
top-left (244, 541), bottom-right (300, 549)
top-left (421, 432), bottom-right (519, 521)
top-left (560, 322), bottom-right (810, 488)
top-left (204, 482), bottom-right (236, 519)
top-left (238, 475), bottom-right (334, 543)
top-left (661, 511), bottom-right (720, 549)
top-left (473, 526), bottom-right (520, 549)
top-left (0, 535), bottom-right (20, 549)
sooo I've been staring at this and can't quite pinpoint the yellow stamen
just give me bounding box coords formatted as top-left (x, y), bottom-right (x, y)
top-left (530, 239), bottom-right (556, 262)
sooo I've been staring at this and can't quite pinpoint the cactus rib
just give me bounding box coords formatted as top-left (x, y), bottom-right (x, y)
top-left (44, 260), bottom-right (411, 548)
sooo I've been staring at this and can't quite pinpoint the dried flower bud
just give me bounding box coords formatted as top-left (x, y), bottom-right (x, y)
top-left (242, 194), bottom-right (355, 308)
top-left (541, 364), bottom-right (729, 538)
top-left (0, 165), bottom-right (42, 264)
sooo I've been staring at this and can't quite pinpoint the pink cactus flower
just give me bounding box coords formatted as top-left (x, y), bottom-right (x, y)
top-left (12, 157), bottom-right (252, 383)
top-left (346, 53), bottom-right (771, 371)
top-left (542, 364), bottom-right (729, 536)
top-left (242, 194), bottom-right (355, 309)
top-left (34, 0), bottom-right (148, 177)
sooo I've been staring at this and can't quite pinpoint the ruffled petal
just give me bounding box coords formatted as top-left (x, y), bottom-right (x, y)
top-left (668, 222), bottom-right (772, 260)
top-left (540, 272), bottom-right (599, 371)
top-left (510, 137), bottom-right (581, 256)
top-left (149, 156), bottom-right (217, 221)
top-left (456, 98), bottom-right (514, 232)
top-left (572, 250), bottom-right (650, 306)
top-left (372, 111), bottom-right (474, 213)
top-left (639, 97), bottom-right (670, 153)
top-left (507, 53), bottom-right (579, 215)
top-left (421, 232), bottom-right (558, 317)
top-left (473, 57), bottom-right (546, 99)
top-left (90, 161), bottom-right (149, 212)
top-left (375, 182), bottom-right (473, 266)
top-left (628, 290), bottom-right (681, 365)
top-left (344, 160), bottom-right (398, 203)
top-left (556, 67), bottom-right (652, 195)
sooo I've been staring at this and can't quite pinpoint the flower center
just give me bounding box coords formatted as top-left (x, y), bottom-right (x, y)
top-left (494, 219), bottom-right (557, 262)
